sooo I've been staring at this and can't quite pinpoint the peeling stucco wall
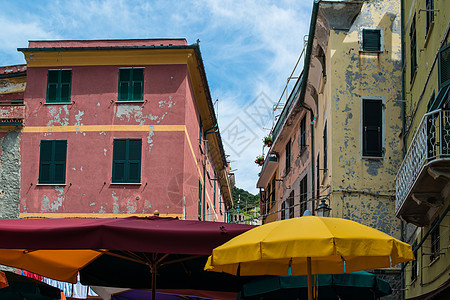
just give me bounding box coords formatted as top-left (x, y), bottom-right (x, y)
top-left (0, 131), bottom-right (21, 219)
top-left (313, 0), bottom-right (402, 238)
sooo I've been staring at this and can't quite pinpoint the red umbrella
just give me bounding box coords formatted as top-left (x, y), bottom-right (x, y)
top-left (0, 216), bottom-right (255, 299)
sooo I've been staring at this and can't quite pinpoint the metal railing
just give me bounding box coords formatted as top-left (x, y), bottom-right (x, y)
top-left (395, 109), bottom-right (450, 214)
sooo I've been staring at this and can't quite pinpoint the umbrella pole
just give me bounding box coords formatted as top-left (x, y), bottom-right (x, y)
top-left (151, 262), bottom-right (156, 300)
top-left (307, 257), bottom-right (313, 300)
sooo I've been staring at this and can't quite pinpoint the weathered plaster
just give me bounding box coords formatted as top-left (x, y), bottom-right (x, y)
top-left (0, 131), bottom-right (21, 219)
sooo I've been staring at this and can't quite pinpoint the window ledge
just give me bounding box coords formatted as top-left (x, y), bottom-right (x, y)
top-left (110, 182), bottom-right (142, 185)
top-left (362, 156), bottom-right (383, 160)
top-left (116, 100), bottom-right (145, 104)
top-left (36, 183), bottom-right (66, 186)
top-left (360, 50), bottom-right (383, 53)
top-left (44, 102), bottom-right (72, 105)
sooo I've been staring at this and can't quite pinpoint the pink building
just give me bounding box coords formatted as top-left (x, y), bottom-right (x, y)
top-left (14, 39), bottom-right (232, 221)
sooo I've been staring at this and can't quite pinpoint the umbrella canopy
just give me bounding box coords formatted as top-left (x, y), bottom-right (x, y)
top-left (0, 216), bottom-right (255, 297)
top-left (206, 216), bottom-right (414, 276)
top-left (0, 271), bottom-right (62, 300)
top-left (238, 271), bottom-right (392, 299)
top-left (206, 215), bottom-right (414, 300)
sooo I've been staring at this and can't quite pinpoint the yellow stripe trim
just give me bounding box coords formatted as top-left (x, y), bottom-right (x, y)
top-left (21, 124), bottom-right (186, 133)
top-left (19, 213), bottom-right (182, 219)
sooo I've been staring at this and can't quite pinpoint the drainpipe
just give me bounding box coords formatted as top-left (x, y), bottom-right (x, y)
top-left (203, 125), bottom-right (220, 220)
top-left (297, 1), bottom-right (319, 213)
top-left (400, 0), bottom-right (406, 297)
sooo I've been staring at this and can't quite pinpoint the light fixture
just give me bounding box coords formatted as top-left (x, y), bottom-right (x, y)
top-left (315, 199), bottom-right (331, 217)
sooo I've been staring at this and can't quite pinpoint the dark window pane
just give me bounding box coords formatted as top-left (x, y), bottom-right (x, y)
top-left (132, 69), bottom-right (143, 81)
top-left (363, 99), bottom-right (382, 156)
top-left (40, 164), bottom-right (51, 182)
top-left (113, 140), bottom-right (126, 160)
top-left (47, 85), bottom-right (57, 102)
top-left (132, 82), bottom-right (143, 100)
top-left (113, 163), bottom-right (125, 181)
top-left (129, 163), bottom-right (140, 181)
top-left (61, 70), bottom-right (71, 83)
top-left (48, 71), bottom-right (59, 83)
top-left (440, 45), bottom-right (450, 88)
top-left (128, 140), bottom-right (141, 160)
top-left (119, 69), bottom-right (131, 81)
top-left (363, 29), bottom-right (381, 51)
top-left (54, 141), bottom-right (67, 161)
top-left (40, 141), bottom-right (52, 162)
top-left (61, 84), bottom-right (71, 102)
top-left (54, 164), bottom-right (65, 183)
top-left (119, 82), bottom-right (129, 100)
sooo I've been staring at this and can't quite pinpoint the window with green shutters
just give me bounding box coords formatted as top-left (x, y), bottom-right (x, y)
top-left (362, 99), bottom-right (383, 157)
top-left (46, 70), bottom-right (72, 103)
top-left (439, 44), bottom-right (450, 89)
top-left (362, 29), bottom-right (381, 51)
top-left (39, 140), bottom-right (67, 184)
top-left (118, 68), bottom-right (144, 101)
top-left (410, 14), bottom-right (417, 82)
top-left (112, 139), bottom-right (142, 183)
top-left (426, 0), bottom-right (434, 36)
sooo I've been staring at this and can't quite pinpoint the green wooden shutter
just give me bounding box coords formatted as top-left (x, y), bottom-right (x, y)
top-left (363, 99), bottom-right (383, 157)
top-left (112, 139), bottom-right (141, 183)
top-left (128, 139), bottom-right (142, 182)
top-left (363, 29), bottom-right (381, 51)
top-left (118, 69), bottom-right (144, 101)
top-left (46, 70), bottom-right (71, 103)
top-left (39, 140), bottom-right (67, 184)
top-left (439, 44), bottom-right (450, 88)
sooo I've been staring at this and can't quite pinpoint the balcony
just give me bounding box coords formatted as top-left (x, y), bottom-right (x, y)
top-left (256, 154), bottom-right (278, 188)
top-left (0, 99), bottom-right (25, 126)
top-left (396, 109), bottom-right (450, 226)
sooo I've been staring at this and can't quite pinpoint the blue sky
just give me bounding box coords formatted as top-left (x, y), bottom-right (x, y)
top-left (0, 0), bottom-right (313, 194)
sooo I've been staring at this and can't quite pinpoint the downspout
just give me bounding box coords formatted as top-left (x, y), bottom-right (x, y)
top-left (400, 1), bottom-right (406, 298)
top-left (298, 0), bottom-right (319, 213)
top-left (203, 126), bottom-right (219, 220)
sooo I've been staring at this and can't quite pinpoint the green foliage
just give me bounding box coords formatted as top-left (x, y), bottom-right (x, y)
top-left (230, 187), bottom-right (260, 216)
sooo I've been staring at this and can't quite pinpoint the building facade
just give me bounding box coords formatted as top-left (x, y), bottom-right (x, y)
top-left (4, 39), bottom-right (232, 221)
top-left (259, 1), bottom-right (404, 297)
top-left (396, 0), bottom-right (450, 298)
top-left (0, 65), bottom-right (26, 219)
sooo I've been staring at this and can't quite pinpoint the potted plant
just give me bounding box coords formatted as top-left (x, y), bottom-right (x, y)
top-left (255, 155), bottom-right (265, 166)
top-left (263, 135), bottom-right (273, 147)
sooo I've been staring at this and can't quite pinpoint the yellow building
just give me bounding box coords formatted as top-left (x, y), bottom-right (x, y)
top-left (397, 0), bottom-right (450, 298)
top-left (259, 0), bottom-right (404, 294)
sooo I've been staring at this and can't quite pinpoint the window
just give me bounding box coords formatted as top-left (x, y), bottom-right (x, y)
top-left (316, 155), bottom-right (320, 199)
top-left (288, 191), bottom-right (294, 219)
top-left (362, 29), bottom-right (381, 51)
top-left (118, 68), bottom-right (144, 101)
top-left (271, 176), bottom-right (276, 208)
top-left (362, 99), bottom-right (383, 157)
top-left (39, 140), bottom-right (67, 184)
top-left (285, 139), bottom-right (291, 174)
top-left (112, 139), bottom-right (142, 183)
top-left (281, 202), bottom-right (286, 220)
top-left (411, 241), bottom-right (418, 282)
top-left (300, 116), bottom-right (306, 151)
top-left (323, 122), bottom-right (328, 170)
top-left (410, 14), bottom-right (417, 82)
top-left (430, 220), bottom-right (440, 262)
top-left (439, 44), bottom-right (450, 88)
top-left (46, 70), bottom-right (72, 103)
top-left (426, 0), bottom-right (434, 36)
top-left (300, 175), bottom-right (307, 216)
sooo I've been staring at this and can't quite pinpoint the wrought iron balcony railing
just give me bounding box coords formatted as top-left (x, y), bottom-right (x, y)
top-left (395, 109), bottom-right (450, 216)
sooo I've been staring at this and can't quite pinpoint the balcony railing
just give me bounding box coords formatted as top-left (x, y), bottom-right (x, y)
top-left (395, 109), bottom-right (450, 217)
top-left (0, 99), bottom-right (25, 126)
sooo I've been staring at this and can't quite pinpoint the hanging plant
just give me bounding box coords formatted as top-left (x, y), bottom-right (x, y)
top-left (263, 135), bottom-right (273, 147)
top-left (255, 155), bottom-right (265, 166)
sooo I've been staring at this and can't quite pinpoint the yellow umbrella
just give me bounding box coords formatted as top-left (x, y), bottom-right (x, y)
top-left (205, 215), bottom-right (415, 300)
